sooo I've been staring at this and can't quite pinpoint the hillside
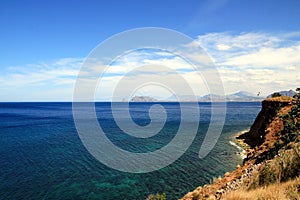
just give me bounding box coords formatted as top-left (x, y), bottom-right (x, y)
top-left (181, 89), bottom-right (300, 200)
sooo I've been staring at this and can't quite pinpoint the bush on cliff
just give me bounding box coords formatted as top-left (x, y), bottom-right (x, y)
top-left (271, 92), bottom-right (282, 97)
top-left (146, 193), bottom-right (166, 200)
top-left (280, 88), bottom-right (300, 146)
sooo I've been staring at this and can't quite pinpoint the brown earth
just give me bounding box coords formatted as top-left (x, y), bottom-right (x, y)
top-left (181, 97), bottom-right (294, 200)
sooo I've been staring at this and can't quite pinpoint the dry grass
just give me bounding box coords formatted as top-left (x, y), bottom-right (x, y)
top-left (181, 92), bottom-right (300, 200)
top-left (262, 143), bottom-right (300, 184)
top-left (266, 96), bottom-right (293, 102)
top-left (223, 176), bottom-right (300, 200)
top-left (223, 143), bottom-right (300, 200)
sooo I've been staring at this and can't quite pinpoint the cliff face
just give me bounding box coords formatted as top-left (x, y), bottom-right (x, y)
top-left (181, 95), bottom-right (299, 200)
top-left (247, 100), bottom-right (291, 141)
top-left (238, 97), bottom-right (292, 148)
top-left (238, 97), bottom-right (293, 163)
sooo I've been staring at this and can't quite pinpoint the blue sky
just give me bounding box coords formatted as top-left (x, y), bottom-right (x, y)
top-left (1, 0), bottom-right (300, 101)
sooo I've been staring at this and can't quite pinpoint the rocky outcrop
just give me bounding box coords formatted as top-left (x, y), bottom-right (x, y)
top-left (237, 97), bottom-right (292, 148)
top-left (181, 96), bottom-right (295, 200)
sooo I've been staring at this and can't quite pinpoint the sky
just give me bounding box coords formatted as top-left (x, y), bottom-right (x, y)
top-left (1, 0), bottom-right (300, 101)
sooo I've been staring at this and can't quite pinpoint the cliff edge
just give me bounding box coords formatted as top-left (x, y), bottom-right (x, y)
top-left (181, 91), bottom-right (300, 200)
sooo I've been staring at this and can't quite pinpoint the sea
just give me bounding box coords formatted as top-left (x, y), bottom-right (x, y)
top-left (0, 102), bottom-right (261, 200)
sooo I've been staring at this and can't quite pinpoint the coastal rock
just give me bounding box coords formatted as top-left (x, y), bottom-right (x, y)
top-left (224, 172), bottom-right (230, 177)
top-left (181, 95), bottom-right (297, 200)
top-left (237, 97), bottom-right (292, 148)
top-left (216, 189), bottom-right (224, 194)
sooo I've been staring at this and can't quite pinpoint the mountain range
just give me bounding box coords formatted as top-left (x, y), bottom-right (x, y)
top-left (266, 89), bottom-right (296, 98)
top-left (130, 91), bottom-right (264, 102)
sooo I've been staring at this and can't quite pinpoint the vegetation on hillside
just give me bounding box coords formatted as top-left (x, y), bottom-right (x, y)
top-left (223, 176), bottom-right (300, 200)
top-left (181, 88), bottom-right (300, 200)
top-left (271, 92), bottom-right (282, 98)
top-left (146, 192), bottom-right (167, 200)
top-left (280, 88), bottom-right (300, 146)
top-left (224, 88), bottom-right (300, 199)
top-left (262, 88), bottom-right (300, 162)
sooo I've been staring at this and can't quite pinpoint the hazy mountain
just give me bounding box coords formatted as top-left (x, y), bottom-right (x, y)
top-left (198, 91), bottom-right (263, 102)
top-left (166, 91), bottom-right (263, 102)
top-left (199, 94), bottom-right (226, 102)
top-left (232, 91), bottom-right (256, 97)
top-left (166, 94), bottom-right (201, 102)
top-left (129, 91), bottom-right (264, 102)
top-left (267, 90), bottom-right (296, 98)
top-left (130, 96), bottom-right (158, 102)
top-left (226, 91), bottom-right (263, 102)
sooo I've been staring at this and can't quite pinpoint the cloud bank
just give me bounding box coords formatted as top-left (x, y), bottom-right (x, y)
top-left (197, 32), bottom-right (300, 96)
top-left (1, 31), bottom-right (300, 101)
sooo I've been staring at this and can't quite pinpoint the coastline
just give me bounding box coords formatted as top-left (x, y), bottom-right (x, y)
top-left (181, 95), bottom-right (299, 200)
top-left (229, 129), bottom-right (250, 160)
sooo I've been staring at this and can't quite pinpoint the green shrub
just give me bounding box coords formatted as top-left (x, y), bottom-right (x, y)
top-left (281, 147), bottom-right (300, 182)
top-left (278, 88), bottom-right (300, 146)
top-left (259, 165), bottom-right (277, 186)
top-left (146, 193), bottom-right (167, 200)
top-left (271, 92), bottom-right (282, 97)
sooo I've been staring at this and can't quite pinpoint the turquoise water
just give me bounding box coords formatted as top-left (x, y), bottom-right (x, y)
top-left (0, 102), bottom-right (261, 199)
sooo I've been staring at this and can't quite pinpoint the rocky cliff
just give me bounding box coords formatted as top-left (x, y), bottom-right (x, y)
top-left (244, 99), bottom-right (291, 144)
top-left (181, 94), bottom-right (300, 200)
top-left (242, 98), bottom-right (291, 141)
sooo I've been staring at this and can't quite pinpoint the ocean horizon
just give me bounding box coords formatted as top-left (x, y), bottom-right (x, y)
top-left (0, 102), bottom-right (261, 199)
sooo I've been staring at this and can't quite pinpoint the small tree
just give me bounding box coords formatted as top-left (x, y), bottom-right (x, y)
top-left (271, 92), bottom-right (282, 98)
top-left (295, 88), bottom-right (300, 98)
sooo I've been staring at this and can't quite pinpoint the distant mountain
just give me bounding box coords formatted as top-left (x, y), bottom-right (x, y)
top-left (166, 94), bottom-right (200, 102)
top-left (226, 91), bottom-right (263, 102)
top-left (199, 91), bottom-right (263, 102)
top-left (129, 91), bottom-right (263, 102)
top-left (267, 90), bottom-right (296, 98)
top-left (166, 91), bottom-right (263, 102)
top-left (199, 94), bottom-right (226, 102)
top-left (232, 91), bottom-right (256, 97)
top-left (130, 96), bottom-right (158, 102)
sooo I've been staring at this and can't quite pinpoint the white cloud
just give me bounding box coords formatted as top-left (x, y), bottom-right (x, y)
top-left (216, 44), bottom-right (231, 51)
top-left (2, 58), bottom-right (82, 86)
top-left (94, 51), bottom-right (211, 101)
top-left (1, 31), bottom-right (300, 101)
top-left (197, 32), bottom-right (282, 63)
top-left (223, 45), bottom-right (300, 67)
top-left (197, 32), bottom-right (300, 96)
top-left (0, 58), bottom-right (83, 101)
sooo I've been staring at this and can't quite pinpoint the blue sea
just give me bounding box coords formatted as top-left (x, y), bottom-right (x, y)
top-left (0, 102), bottom-right (261, 200)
